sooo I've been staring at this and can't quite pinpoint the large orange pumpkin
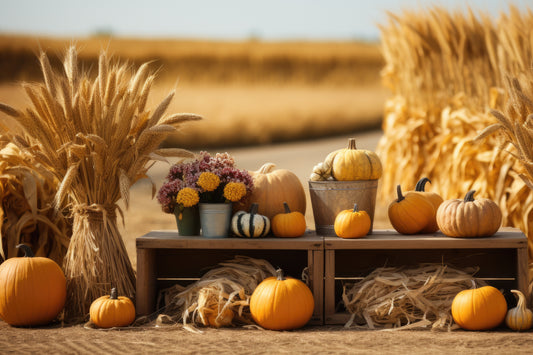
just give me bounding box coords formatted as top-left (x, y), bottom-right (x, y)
top-left (250, 269), bottom-right (314, 330)
top-left (238, 163), bottom-right (306, 221)
top-left (0, 244), bottom-right (66, 326)
top-left (451, 282), bottom-right (507, 330)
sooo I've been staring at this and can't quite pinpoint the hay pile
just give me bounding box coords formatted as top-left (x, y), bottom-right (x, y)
top-left (377, 5), bottom-right (533, 260)
top-left (342, 264), bottom-right (486, 330)
top-left (154, 256), bottom-right (278, 331)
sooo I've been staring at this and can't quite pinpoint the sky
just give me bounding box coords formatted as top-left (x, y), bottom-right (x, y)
top-left (0, 0), bottom-right (531, 41)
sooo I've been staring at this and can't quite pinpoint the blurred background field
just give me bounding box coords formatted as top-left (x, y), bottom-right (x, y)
top-left (0, 35), bottom-right (387, 149)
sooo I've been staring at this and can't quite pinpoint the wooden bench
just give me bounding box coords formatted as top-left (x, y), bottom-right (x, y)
top-left (323, 229), bottom-right (529, 324)
top-left (136, 228), bottom-right (528, 326)
top-left (136, 231), bottom-right (324, 324)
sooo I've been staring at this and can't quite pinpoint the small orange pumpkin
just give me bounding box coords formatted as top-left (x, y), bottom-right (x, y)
top-left (89, 287), bottom-right (136, 328)
top-left (0, 244), bottom-right (66, 326)
top-left (413, 177), bottom-right (443, 233)
top-left (436, 190), bottom-right (502, 237)
top-left (271, 202), bottom-right (307, 238)
top-left (334, 203), bottom-right (371, 239)
top-left (388, 185), bottom-right (435, 234)
top-left (451, 281), bottom-right (507, 330)
top-left (250, 268), bottom-right (314, 330)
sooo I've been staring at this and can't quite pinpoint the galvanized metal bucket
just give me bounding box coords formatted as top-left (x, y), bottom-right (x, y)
top-left (308, 179), bottom-right (378, 235)
top-left (199, 203), bottom-right (233, 238)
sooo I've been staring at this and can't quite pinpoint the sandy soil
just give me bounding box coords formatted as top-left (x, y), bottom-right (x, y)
top-left (3, 131), bottom-right (533, 354)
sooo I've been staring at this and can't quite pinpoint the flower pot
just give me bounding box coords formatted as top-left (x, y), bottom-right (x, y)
top-left (199, 203), bottom-right (233, 238)
top-left (174, 205), bottom-right (201, 236)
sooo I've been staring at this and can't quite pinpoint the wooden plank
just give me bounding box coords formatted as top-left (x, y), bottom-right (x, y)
top-left (137, 230), bottom-right (323, 250)
top-left (517, 244), bottom-right (530, 300)
top-left (136, 248), bottom-right (157, 316)
top-left (324, 229), bottom-right (527, 250)
top-left (324, 250), bottom-right (336, 324)
top-left (309, 249), bottom-right (325, 325)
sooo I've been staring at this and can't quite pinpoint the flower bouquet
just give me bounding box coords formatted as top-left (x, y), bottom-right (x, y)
top-left (158, 152), bottom-right (253, 236)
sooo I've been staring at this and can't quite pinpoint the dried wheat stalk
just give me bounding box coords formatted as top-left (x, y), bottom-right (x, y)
top-left (0, 46), bottom-right (202, 320)
top-left (342, 264), bottom-right (486, 330)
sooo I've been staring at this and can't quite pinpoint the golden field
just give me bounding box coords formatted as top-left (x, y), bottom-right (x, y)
top-left (0, 35), bottom-right (386, 149)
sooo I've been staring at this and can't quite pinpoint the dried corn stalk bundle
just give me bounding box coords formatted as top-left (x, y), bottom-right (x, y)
top-left (0, 138), bottom-right (71, 264)
top-left (0, 46), bottom-right (202, 320)
top-left (376, 5), bottom-right (533, 259)
top-left (159, 256), bottom-right (277, 330)
top-left (342, 264), bottom-right (486, 330)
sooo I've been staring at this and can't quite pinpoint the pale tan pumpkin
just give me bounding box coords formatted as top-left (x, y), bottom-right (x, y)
top-left (238, 163), bottom-right (306, 221)
top-left (436, 190), bottom-right (502, 237)
top-left (331, 138), bottom-right (382, 181)
top-left (505, 290), bottom-right (533, 331)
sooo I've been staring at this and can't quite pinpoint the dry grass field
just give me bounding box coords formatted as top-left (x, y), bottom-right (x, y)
top-left (0, 35), bottom-right (386, 149)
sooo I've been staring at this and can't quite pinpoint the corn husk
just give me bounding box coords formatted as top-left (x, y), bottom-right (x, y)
top-left (0, 138), bottom-right (71, 264)
top-left (376, 5), bottom-right (533, 268)
top-left (342, 264), bottom-right (487, 330)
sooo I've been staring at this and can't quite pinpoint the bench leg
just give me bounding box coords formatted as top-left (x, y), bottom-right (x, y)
top-left (136, 248), bottom-right (156, 316)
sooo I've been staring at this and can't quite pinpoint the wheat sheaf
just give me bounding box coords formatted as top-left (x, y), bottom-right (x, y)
top-left (0, 46), bottom-right (202, 320)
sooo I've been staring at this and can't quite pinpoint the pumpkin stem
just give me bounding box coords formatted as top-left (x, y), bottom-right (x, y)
top-left (470, 279), bottom-right (477, 289)
top-left (257, 163), bottom-right (276, 174)
top-left (396, 185), bottom-right (405, 202)
top-left (249, 203), bottom-right (259, 215)
top-left (352, 203), bottom-right (359, 213)
top-left (347, 138), bottom-right (357, 150)
top-left (110, 287), bottom-right (118, 300)
top-left (464, 190), bottom-right (476, 202)
top-left (16, 244), bottom-right (34, 257)
top-left (275, 268), bottom-right (285, 281)
top-left (415, 177), bottom-right (431, 192)
top-left (511, 290), bottom-right (527, 309)
top-left (283, 202), bottom-right (291, 214)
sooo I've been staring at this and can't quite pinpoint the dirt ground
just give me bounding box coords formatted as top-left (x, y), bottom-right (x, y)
top-left (3, 131), bottom-right (533, 354)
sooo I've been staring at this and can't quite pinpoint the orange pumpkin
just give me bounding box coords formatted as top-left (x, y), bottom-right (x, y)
top-left (250, 269), bottom-right (314, 330)
top-left (451, 282), bottom-right (507, 330)
top-left (413, 177), bottom-right (443, 233)
top-left (0, 244), bottom-right (66, 326)
top-left (388, 185), bottom-right (435, 234)
top-left (436, 190), bottom-right (502, 237)
top-left (239, 163), bottom-right (306, 221)
top-left (89, 288), bottom-right (136, 328)
top-left (271, 202), bottom-right (307, 238)
top-left (334, 203), bottom-right (371, 239)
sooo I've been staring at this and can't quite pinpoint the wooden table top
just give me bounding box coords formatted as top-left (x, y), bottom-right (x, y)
top-left (137, 228), bottom-right (527, 250)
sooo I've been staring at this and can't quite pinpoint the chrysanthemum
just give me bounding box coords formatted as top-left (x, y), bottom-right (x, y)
top-left (176, 187), bottom-right (200, 207)
top-left (223, 182), bottom-right (247, 202)
top-left (197, 172), bottom-right (220, 192)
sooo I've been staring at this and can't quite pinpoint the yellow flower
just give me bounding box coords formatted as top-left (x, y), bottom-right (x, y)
top-left (223, 182), bottom-right (247, 202)
top-left (176, 187), bottom-right (200, 207)
top-left (197, 172), bottom-right (220, 192)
